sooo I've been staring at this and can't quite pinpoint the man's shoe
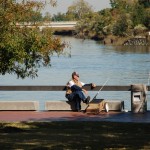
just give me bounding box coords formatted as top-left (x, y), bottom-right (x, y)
top-left (85, 96), bottom-right (90, 104)
top-left (105, 103), bottom-right (109, 112)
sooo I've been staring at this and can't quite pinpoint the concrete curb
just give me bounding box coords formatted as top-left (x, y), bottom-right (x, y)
top-left (0, 101), bottom-right (39, 111)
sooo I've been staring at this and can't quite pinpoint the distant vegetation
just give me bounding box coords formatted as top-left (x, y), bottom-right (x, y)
top-left (4, 0), bottom-right (149, 43)
top-left (34, 0), bottom-right (150, 45)
top-left (0, 0), bottom-right (149, 78)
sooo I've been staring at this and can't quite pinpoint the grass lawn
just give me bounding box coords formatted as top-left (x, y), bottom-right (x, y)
top-left (0, 121), bottom-right (150, 150)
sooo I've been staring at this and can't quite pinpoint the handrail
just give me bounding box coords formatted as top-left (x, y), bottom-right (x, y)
top-left (0, 85), bottom-right (149, 91)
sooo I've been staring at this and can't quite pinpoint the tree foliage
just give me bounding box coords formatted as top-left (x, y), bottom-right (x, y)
top-left (131, 3), bottom-right (148, 27)
top-left (52, 12), bottom-right (68, 21)
top-left (0, 0), bottom-right (66, 78)
top-left (75, 0), bottom-right (149, 40)
top-left (43, 12), bottom-right (51, 22)
top-left (139, 0), bottom-right (150, 8)
top-left (75, 11), bottom-right (112, 39)
top-left (67, 0), bottom-right (93, 20)
top-left (112, 14), bottom-right (128, 36)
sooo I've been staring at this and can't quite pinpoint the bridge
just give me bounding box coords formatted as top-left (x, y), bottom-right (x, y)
top-left (17, 21), bottom-right (77, 31)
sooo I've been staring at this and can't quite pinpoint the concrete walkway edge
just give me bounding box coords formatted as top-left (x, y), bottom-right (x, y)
top-left (0, 111), bottom-right (150, 123)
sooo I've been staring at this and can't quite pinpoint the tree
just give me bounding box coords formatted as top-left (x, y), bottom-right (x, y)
top-left (139, 0), bottom-right (150, 8)
top-left (133, 24), bottom-right (147, 36)
top-left (131, 3), bottom-right (147, 27)
top-left (75, 13), bottom-right (95, 38)
top-left (20, 10), bottom-right (43, 23)
top-left (74, 0), bottom-right (149, 41)
top-left (52, 12), bottom-right (68, 21)
top-left (67, 0), bottom-right (93, 20)
top-left (43, 12), bottom-right (52, 22)
top-left (110, 0), bottom-right (136, 13)
top-left (112, 14), bottom-right (128, 36)
top-left (0, 0), bottom-right (66, 78)
top-left (30, 11), bottom-right (43, 23)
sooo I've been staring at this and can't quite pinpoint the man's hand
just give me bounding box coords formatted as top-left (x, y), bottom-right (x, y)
top-left (91, 83), bottom-right (96, 88)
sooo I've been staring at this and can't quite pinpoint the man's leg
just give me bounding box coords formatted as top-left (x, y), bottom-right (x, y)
top-left (73, 94), bottom-right (81, 111)
top-left (66, 93), bottom-right (81, 111)
top-left (75, 91), bottom-right (90, 104)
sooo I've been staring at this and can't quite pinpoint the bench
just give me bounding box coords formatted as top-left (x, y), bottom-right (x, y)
top-left (0, 100), bottom-right (124, 111)
top-left (0, 101), bottom-right (39, 111)
top-left (45, 100), bottom-right (124, 111)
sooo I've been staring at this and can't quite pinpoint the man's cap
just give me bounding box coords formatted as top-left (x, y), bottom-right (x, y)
top-left (72, 71), bottom-right (79, 77)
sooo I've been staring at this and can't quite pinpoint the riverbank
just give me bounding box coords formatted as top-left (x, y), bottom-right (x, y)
top-left (103, 35), bottom-right (150, 46)
top-left (54, 29), bottom-right (150, 46)
top-left (83, 34), bottom-right (150, 46)
top-left (102, 35), bottom-right (128, 45)
top-left (54, 31), bottom-right (127, 45)
top-left (0, 121), bottom-right (150, 149)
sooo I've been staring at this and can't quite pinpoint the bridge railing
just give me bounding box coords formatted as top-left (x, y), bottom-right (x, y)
top-left (0, 85), bottom-right (149, 91)
top-left (0, 85), bottom-right (149, 111)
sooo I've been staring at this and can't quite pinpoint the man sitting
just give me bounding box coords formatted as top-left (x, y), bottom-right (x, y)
top-left (65, 71), bottom-right (96, 112)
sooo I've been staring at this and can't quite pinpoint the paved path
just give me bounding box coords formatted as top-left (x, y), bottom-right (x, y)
top-left (0, 111), bottom-right (150, 123)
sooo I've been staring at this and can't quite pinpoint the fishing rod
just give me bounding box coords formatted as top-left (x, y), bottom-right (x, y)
top-left (91, 78), bottom-right (109, 101)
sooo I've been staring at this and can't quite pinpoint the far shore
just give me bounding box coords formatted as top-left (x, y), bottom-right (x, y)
top-left (53, 29), bottom-right (150, 46)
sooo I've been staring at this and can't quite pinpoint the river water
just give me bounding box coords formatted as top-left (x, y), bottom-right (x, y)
top-left (0, 36), bottom-right (150, 110)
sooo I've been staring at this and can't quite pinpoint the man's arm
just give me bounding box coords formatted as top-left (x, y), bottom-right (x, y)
top-left (83, 83), bottom-right (96, 88)
top-left (71, 85), bottom-right (82, 92)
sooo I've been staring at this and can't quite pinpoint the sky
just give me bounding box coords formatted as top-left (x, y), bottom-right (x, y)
top-left (17, 0), bottom-right (111, 15)
top-left (43, 0), bottom-right (111, 15)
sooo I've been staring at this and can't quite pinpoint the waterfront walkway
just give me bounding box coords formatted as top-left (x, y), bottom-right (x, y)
top-left (0, 111), bottom-right (150, 123)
